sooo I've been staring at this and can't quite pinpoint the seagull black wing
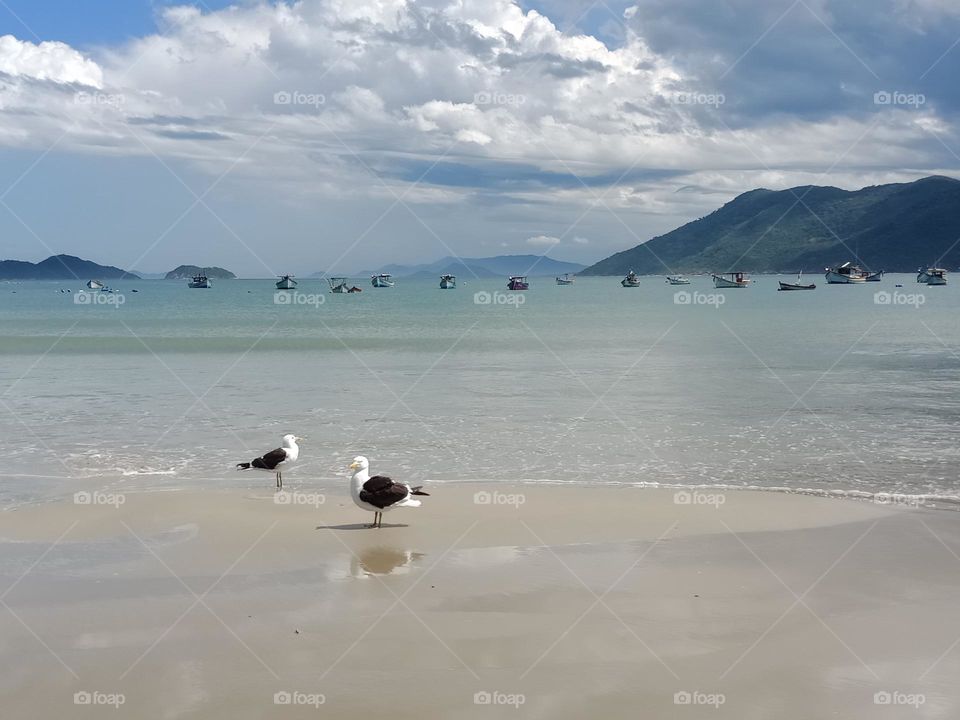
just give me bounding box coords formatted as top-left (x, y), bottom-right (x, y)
top-left (359, 475), bottom-right (410, 509)
top-left (237, 447), bottom-right (287, 470)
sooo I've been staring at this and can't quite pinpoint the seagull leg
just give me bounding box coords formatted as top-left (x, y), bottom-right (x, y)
top-left (276, 471), bottom-right (282, 489)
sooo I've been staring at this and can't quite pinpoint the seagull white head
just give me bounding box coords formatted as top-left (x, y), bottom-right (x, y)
top-left (282, 434), bottom-right (301, 447)
top-left (349, 456), bottom-right (369, 471)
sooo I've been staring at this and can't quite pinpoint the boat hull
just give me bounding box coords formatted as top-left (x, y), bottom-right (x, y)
top-left (918, 269), bottom-right (947, 285)
top-left (712, 275), bottom-right (748, 288)
top-left (778, 281), bottom-right (816, 291)
top-left (276, 279), bottom-right (297, 290)
top-left (825, 270), bottom-right (865, 284)
top-left (440, 277), bottom-right (456, 289)
top-left (188, 279), bottom-right (212, 288)
top-left (371, 276), bottom-right (394, 288)
top-left (507, 281), bottom-right (529, 290)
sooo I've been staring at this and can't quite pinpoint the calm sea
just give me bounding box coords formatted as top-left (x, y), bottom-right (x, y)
top-left (2, 275), bottom-right (959, 508)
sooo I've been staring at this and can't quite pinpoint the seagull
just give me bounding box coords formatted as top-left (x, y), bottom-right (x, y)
top-left (349, 456), bottom-right (429, 528)
top-left (237, 434), bottom-right (301, 488)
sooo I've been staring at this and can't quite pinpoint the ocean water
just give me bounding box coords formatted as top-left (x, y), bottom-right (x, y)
top-left (2, 275), bottom-right (959, 508)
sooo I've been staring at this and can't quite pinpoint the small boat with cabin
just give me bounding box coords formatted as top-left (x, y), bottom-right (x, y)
top-left (371, 273), bottom-right (394, 288)
top-left (665, 275), bottom-right (690, 285)
top-left (276, 274), bottom-right (297, 290)
top-left (86, 280), bottom-right (104, 290)
top-left (917, 267), bottom-right (948, 285)
top-left (440, 274), bottom-right (456, 289)
top-left (188, 274), bottom-right (212, 288)
top-left (621, 270), bottom-right (641, 287)
top-left (556, 273), bottom-right (574, 285)
top-left (712, 272), bottom-right (749, 288)
top-left (825, 262), bottom-right (867, 284)
top-left (507, 276), bottom-right (529, 290)
top-left (328, 277), bottom-right (350, 293)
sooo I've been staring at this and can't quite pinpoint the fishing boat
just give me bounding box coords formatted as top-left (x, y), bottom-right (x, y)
top-left (188, 274), bottom-right (212, 288)
top-left (371, 273), bottom-right (394, 288)
top-left (440, 274), bottom-right (456, 289)
top-left (507, 276), bottom-right (529, 290)
top-left (556, 273), bottom-right (575, 285)
top-left (276, 274), bottom-right (297, 290)
top-left (712, 272), bottom-right (749, 288)
top-left (918, 267), bottom-right (948, 285)
top-left (621, 270), bottom-right (640, 287)
top-left (665, 275), bottom-right (690, 285)
top-left (86, 280), bottom-right (104, 290)
top-left (824, 262), bottom-right (867, 284)
top-left (328, 277), bottom-right (350, 293)
top-left (864, 270), bottom-right (884, 282)
top-left (778, 271), bottom-right (816, 291)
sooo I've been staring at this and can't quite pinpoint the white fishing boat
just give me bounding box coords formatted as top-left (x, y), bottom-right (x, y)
top-left (665, 275), bottom-right (690, 285)
top-left (778, 271), bottom-right (816, 291)
top-left (918, 267), bottom-right (948, 285)
top-left (328, 277), bottom-right (350, 293)
top-left (825, 262), bottom-right (867, 283)
top-left (621, 270), bottom-right (640, 287)
top-left (276, 274), bottom-right (297, 290)
top-left (86, 279), bottom-right (104, 290)
top-left (188, 274), bottom-right (212, 288)
top-left (440, 274), bottom-right (456, 289)
top-left (556, 273), bottom-right (574, 285)
top-left (712, 272), bottom-right (749, 288)
top-left (371, 273), bottom-right (394, 288)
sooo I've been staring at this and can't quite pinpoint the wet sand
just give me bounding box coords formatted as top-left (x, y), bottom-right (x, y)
top-left (1, 484), bottom-right (959, 718)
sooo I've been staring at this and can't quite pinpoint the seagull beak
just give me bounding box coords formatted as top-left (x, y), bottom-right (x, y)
top-left (349, 462), bottom-right (359, 470)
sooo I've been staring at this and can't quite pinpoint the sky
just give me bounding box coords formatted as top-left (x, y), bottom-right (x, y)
top-left (0, 0), bottom-right (958, 277)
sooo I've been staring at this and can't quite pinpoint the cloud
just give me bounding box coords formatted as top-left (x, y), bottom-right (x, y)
top-left (527, 234), bottom-right (561, 246)
top-left (0, 35), bottom-right (103, 87)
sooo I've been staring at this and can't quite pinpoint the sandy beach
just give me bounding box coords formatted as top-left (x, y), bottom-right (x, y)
top-left (1, 484), bottom-right (958, 718)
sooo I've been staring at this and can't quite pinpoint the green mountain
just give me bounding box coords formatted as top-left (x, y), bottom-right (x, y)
top-left (0, 254), bottom-right (138, 280)
top-left (165, 265), bottom-right (236, 280)
top-left (580, 176), bottom-right (960, 275)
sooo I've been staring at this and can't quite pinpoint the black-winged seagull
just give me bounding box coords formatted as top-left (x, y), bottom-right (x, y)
top-left (237, 434), bottom-right (301, 488)
top-left (349, 456), bottom-right (429, 528)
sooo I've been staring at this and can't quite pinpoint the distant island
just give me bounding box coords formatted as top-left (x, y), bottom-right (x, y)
top-left (164, 265), bottom-right (237, 280)
top-left (580, 176), bottom-right (960, 275)
top-left (316, 254), bottom-right (586, 279)
top-left (0, 254), bottom-right (139, 281)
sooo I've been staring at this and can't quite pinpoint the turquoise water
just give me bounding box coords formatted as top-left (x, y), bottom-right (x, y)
top-left (2, 275), bottom-right (959, 507)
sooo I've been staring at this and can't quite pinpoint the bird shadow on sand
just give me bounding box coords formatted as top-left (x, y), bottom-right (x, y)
top-left (315, 523), bottom-right (410, 531)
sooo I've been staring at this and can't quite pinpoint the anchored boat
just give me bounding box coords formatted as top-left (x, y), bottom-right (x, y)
top-left (440, 274), bottom-right (456, 289)
top-left (328, 277), bottom-right (350, 293)
top-left (507, 276), bottom-right (529, 290)
top-left (556, 273), bottom-right (574, 285)
top-left (778, 271), bottom-right (816, 291)
top-left (86, 279), bottom-right (104, 290)
top-left (666, 275), bottom-right (690, 285)
top-left (276, 274), bottom-right (297, 290)
top-left (188, 274), bottom-right (212, 288)
top-left (918, 267), bottom-right (948, 285)
top-left (621, 270), bottom-right (640, 287)
top-left (825, 262), bottom-right (867, 283)
top-left (371, 273), bottom-right (394, 288)
top-left (712, 272), bottom-right (749, 288)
